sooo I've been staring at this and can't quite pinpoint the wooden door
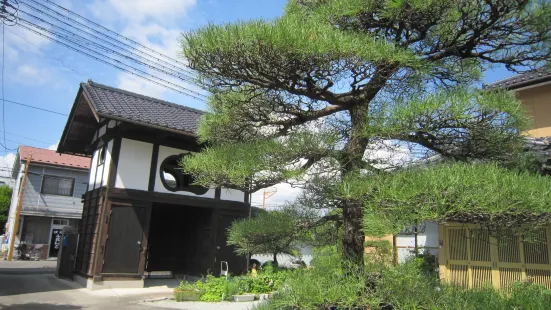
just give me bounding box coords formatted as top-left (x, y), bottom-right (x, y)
top-left (442, 224), bottom-right (551, 290)
top-left (213, 212), bottom-right (246, 276)
top-left (103, 205), bottom-right (145, 274)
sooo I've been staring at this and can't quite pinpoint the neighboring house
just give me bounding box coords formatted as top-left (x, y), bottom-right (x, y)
top-left (486, 69), bottom-right (551, 137)
top-left (4, 146), bottom-right (89, 258)
top-left (57, 81), bottom-right (249, 290)
top-left (0, 176), bottom-right (13, 188)
top-left (367, 69), bottom-right (551, 290)
top-left (434, 70), bottom-right (551, 290)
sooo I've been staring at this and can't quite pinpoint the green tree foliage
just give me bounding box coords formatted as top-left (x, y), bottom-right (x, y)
top-left (181, 0), bottom-right (551, 266)
top-left (347, 162), bottom-right (551, 236)
top-left (227, 210), bottom-right (298, 264)
top-left (0, 186), bottom-right (12, 233)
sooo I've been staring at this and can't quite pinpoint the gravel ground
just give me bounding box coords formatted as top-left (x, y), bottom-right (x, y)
top-left (141, 299), bottom-right (264, 310)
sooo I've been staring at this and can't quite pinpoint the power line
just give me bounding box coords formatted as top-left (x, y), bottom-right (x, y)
top-left (3, 99), bottom-right (68, 116)
top-left (10, 0), bottom-right (209, 100)
top-left (0, 130), bottom-right (54, 145)
top-left (6, 26), bottom-right (81, 75)
top-left (20, 0), bottom-right (195, 75)
top-left (17, 5), bottom-right (199, 84)
top-left (40, 0), bottom-right (191, 69)
top-left (2, 22), bottom-right (10, 166)
top-left (16, 19), bottom-right (208, 101)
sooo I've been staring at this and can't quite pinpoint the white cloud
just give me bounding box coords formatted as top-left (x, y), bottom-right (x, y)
top-left (250, 184), bottom-right (303, 209)
top-left (47, 142), bottom-right (59, 151)
top-left (88, 0), bottom-right (198, 99)
top-left (120, 22), bottom-right (184, 58)
top-left (88, 0), bottom-right (196, 24)
top-left (364, 140), bottom-right (413, 169)
top-left (0, 153), bottom-right (16, 178)
top-left (4, 27), bottom-right (51, 59)
top-left (12, 64), bottom-right (52, 86)
top-left (116, 73), bottom-right (167, 98)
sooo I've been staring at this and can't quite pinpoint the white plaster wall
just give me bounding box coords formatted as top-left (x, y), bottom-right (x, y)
top-left (396, 222), bottom-right (440, 263)
top-left (114, 138), bottom-right (152, 191)
top-left (101, 140), bottom-right (113, 185)
top-left (252, 245), bottom-right (314, 267)
top-left (88, 149), bottom-right (99, 189)
top-left (155, 145), bottom-right (215, 198)
top-left (94, 148), bottom-right (104, 188)
top-left (220, 189), bottom-right (245, 202)
top-left (98, 125), bottom-right (107, 138)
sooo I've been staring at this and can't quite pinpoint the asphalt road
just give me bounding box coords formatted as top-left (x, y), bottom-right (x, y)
top-left (0, 260), bottom-right (172, 310)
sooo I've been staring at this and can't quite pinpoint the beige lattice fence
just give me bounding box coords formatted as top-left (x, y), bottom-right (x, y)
top-left (439, 224), bottom-right (551, 290)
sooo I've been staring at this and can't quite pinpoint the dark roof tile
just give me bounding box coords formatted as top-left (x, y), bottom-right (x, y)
top-left (81, 81), bottom-right (204, 135)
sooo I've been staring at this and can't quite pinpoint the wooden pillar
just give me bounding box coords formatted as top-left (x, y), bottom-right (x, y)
top-left (8, 154), bottom-right (32, 261)
top-left (438, 224), bottom-right (448, 282)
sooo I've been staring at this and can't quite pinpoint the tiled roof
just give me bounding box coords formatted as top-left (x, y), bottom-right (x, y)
top-left (81, 81), bottom-right (204, 135)
top-left (19, 146), bottom-right (90, 169)
top-left (485, 69), bottom-right (551, 90)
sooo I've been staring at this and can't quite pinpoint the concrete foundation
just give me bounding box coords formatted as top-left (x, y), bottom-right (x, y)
top-left (74, 274), bottom-right (144, 290)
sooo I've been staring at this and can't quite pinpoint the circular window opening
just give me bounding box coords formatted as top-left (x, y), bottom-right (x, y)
top-left (159, 154), bottom-right (208, 195)
top-left (99, 146), bottom-right (106, 165)
top-left (161, 169), bottom-right (179, 190)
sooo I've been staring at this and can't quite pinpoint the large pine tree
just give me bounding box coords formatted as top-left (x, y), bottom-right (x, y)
top-left (181, 0), bottom-right (551, 267)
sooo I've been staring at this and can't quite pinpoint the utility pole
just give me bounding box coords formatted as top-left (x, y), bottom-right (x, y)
top-left (7, 153), bottom-right (32, 261)
top-left (261, 188), bottom-right (277, 209)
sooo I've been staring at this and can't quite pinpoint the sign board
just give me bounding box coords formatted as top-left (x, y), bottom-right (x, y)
top-left (49, 229), bottom-right (63, 258)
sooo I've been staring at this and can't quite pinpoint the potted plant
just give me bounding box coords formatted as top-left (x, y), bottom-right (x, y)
top-left (174, 281), bottom-right (202, 302)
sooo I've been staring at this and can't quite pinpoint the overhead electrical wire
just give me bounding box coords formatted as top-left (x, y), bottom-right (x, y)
top-left (6, 27), bottom-right (81, 75)
top-left (1, 23), bottom-right (8, 155)
top-left (16, 22), bottom-right (207, 101)
top-left (16, 5), bottom-right (198, 84)
top-left (3, 99), bottom-right (68, 116)
top-left (0, 130), bottom-right (55, 145)
top-left (39, 0), bottom-right (191, 69)
top-left (16, 17), bottom-right (207, 99)
top-left (8, 0), bottom-right (208, 101)
top-left (20, 0), bottom-right (195, 75)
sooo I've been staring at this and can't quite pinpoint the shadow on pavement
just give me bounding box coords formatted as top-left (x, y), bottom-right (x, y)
top-left (0, 267), bottom-right (55, 275)
top-left (0, 303), bottom-right (82, 309)
top-left (0, 274), bottom-right (79, 297)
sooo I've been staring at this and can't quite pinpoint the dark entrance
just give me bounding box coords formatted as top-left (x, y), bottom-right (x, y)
top-left (214, 213), bottom-right (247, 275)
top-left (146, 203), bottom-right (212, 275)
top-left (103, 204), bottom-right (146, 274)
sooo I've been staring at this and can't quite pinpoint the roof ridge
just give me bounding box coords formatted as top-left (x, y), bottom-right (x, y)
top-left (486, 68), bottom-right (551, 87)
top-left (85, 80), bottom-right (205, 115)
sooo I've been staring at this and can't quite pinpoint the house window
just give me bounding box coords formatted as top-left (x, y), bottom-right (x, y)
top-left (52, 219), bottom-right (69, 226)
top-left (41, 176), bottom-right (75, 196)
top-left (98, 146), bottom-right (106, 166)
top-left (159, 154), bottom-right (208, 195)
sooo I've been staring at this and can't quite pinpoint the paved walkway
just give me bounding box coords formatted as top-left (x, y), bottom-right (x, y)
top-left (0, 260), bottom-right (262, 310)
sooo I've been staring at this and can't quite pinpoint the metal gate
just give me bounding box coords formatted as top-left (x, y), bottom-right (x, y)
top-left (441, 224), bottom-right (551, 290)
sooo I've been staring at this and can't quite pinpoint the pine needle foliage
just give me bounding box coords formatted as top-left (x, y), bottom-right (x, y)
top-left (346, 163), bottom-right (551, 236)
top-left (181, 0), bottom-right (551, 266)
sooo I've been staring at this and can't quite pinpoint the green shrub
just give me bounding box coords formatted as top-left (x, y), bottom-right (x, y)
top-left (178, 267), bottom-right (293, 302)
top-left (256, 255), bottom-right (551, 310)
top-left (174, 280), bottom-right (202, 302)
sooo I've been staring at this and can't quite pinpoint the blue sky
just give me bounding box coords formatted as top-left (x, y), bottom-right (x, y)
top-left (0, 0), bottom-right (515, 205)
top-left (0, 0), bottom-right (287, 174)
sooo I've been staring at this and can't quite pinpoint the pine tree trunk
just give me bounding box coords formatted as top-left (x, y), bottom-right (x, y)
top-left (342, 105), bottom-right (370, 268)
